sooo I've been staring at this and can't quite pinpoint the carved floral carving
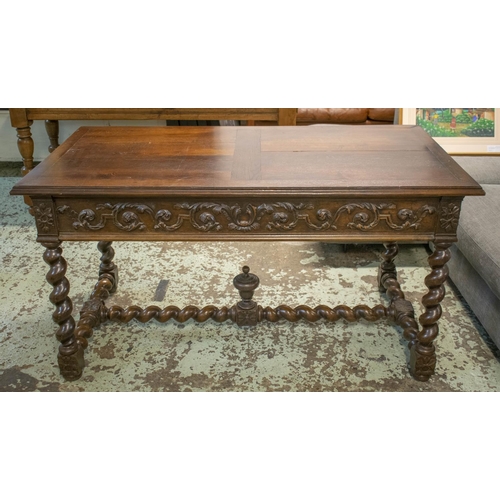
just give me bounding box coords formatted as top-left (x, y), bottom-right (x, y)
top-left (235, 306), bottom-right (260, 327)
top-left (34, 203), bottom-right (55, 233)
top-left (57, 201), bottom-right (437, 233)
top-left (439, 203), bottom-right (460, 232)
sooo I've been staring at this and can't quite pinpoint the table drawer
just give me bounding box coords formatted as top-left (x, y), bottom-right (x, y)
top-left (47, 197), bottom-right (443, 242)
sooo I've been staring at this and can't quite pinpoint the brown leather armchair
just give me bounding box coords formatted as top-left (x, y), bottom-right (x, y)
top-left (297, 108), bottom-right (395, 125)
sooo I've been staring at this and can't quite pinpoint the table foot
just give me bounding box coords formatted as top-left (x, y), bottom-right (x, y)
top-left (58, 343), bottom-right (85, 381)
top-left (410, 343), bottom-right (435, 381)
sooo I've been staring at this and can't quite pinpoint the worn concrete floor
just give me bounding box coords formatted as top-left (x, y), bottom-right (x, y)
top-left (1, 163), bottom-right (499, 391)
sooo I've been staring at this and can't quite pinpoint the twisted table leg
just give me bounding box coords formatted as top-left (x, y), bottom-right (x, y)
top-left (378, 242), bottom-right (398, 293)
top-left (42, 241), bottom-right (84, 381)
top-left (378, 243), bottom-right (419, 349)
top-left (73, 241), bottom-right (117, 350)
top-left (98, 241), bottom-right (118, 294)
top-left (411, 242), bottom-right (452, 381)
top-left (74, 276), bottom-right (113, 349)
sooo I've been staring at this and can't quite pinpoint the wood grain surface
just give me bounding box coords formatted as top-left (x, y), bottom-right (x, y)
top-left (11, 125), bottom-right (484, 198)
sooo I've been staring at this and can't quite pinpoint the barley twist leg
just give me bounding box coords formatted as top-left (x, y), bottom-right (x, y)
top-left (73, 274), bottom-right (113, 349)
top-left (74, 241), bottom-right (117, 349)
top-left (378, 242), bottom-right (398, 293)
top-left (410, 242), bottom-right (452, 381)
top-left (42, 241), bottom-right (84, 381)
top-left (378, 242), bottom-right (419, 347)
top-left (98, 241), bottom-right (118, 294)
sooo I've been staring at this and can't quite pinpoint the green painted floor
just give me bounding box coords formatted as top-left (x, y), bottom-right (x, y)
top-left (1, 164), bottom-right (499, 391)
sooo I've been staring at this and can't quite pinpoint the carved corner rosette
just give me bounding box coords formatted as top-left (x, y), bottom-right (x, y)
top-left (235, 305), bottom-right (261, 327)
top-left (438, 198), bottom-right (462, 234)
top-left (32, 199), bottom-right (58, 236)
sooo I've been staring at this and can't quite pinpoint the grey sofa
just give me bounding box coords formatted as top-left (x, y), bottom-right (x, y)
top-left (446, 156), bottom-right (500, 349)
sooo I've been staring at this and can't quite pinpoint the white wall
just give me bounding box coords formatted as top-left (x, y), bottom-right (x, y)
top-left (0, 110), bottom-right (166, 161)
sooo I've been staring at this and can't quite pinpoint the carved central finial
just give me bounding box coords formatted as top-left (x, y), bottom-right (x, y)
top-left (233, 266), bottom-right (260, 307)
top-left (233, 266), bottom-right (260, 327)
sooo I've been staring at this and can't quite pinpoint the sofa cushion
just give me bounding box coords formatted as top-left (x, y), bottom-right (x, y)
top-left (367, 108), bottom-right (395, 122)
top-left (298, 108), bottom-right (369, 124)
top-left (452, 156), bottom-right (500, 185)
top-left (455, 184), bottom-right (500, 299)
top-left (447, 245), bottom-right (500, 349)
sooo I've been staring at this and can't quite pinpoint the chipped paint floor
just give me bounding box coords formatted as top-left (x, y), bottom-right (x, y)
top-left (1, 165), bottom-right (499, 391)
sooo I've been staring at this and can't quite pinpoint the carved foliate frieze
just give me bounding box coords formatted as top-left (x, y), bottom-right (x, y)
top-left (338, 203), bottom-right (436, 232)
top-left (58, 203), bottom-right (152, 232)
top-left (55, 199), bottom-right (439, 235)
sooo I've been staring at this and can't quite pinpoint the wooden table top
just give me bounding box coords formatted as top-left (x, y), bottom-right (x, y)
top-left (11, 125), bottom-right (484, 198)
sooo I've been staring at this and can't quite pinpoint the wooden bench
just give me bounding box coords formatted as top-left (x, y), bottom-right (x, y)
top-left (9, 108), bottom-right (298, 176)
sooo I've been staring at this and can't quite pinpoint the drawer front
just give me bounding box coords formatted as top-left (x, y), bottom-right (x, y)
top-left (49, 197), bottom-right (442, 242)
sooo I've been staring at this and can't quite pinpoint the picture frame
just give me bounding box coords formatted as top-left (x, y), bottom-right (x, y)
top-left (399, 108), bottom-right (500, 155)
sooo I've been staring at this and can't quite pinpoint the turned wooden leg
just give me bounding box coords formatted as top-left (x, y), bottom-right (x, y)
top-left (15, 123), bottom-right (35, 210)
top-left (97, 241), bottom-right (118, 294)
top-left (16, 123), bottom-right (34, 176)
top-left (45, 119), bottom-right (60, 153)
top-left (42, 241), bottom-right (84, 381)
top-left (410, 241), bottom-right (452, 381)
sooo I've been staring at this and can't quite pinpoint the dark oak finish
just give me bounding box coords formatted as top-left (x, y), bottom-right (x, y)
top-left (10, 125), bottom-right (484, 382)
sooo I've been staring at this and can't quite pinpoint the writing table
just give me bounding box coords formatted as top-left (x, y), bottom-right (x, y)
top-left (10, 125), bottom-right (485, 381)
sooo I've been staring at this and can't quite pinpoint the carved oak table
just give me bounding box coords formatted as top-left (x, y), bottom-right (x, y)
top-left (10, 125), bottom-right (484, 382)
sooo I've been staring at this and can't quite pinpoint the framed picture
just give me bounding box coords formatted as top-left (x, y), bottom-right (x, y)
top-left (400, 108), bottom-right (500, 155)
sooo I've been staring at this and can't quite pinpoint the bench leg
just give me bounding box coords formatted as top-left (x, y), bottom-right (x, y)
top-left (42, 241), bottom-right (84, 381)
top-left (16, 122), bottom-right (34, 177)
top-left (411, 241), bottom-right (452, 381)
top-left (45, 119), bottom-right (60, 153)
